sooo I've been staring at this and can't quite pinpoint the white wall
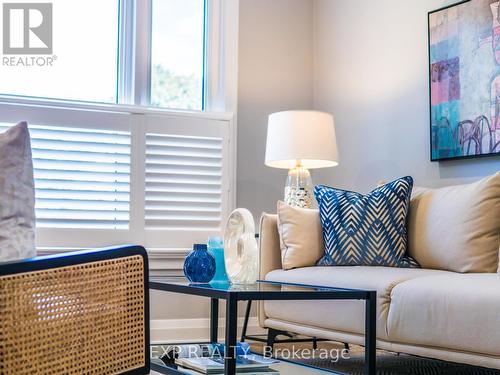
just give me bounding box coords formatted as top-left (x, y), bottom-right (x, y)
top-left (313, 0), bottom-right (499, 192)
top-left (237, 0), bottom-right (314, 218)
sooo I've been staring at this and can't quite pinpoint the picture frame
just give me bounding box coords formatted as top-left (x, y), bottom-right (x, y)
top-left (428, 0), bottom-right (500, 161)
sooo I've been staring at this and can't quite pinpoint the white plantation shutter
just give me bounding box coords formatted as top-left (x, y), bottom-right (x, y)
top-left (0, 123), bottom-right (131, 230)
top-left (142, 114), bottom-right (232, 249)
top-left (0, 103), bottom-right (234, 251)
top-left (31, 125), bottom-right (131, 229)
top-left (145, 133), bottom-right (223, 230)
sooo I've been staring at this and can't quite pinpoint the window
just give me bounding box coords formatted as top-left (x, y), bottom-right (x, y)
top-left (150, 0), bottom-right (206, 110)
top-left (0, 0), bottom-right (207, 110)
top-left (0, 1), bottom-right (238, 254)
top-left (0, 0), bottom-right (120, 103)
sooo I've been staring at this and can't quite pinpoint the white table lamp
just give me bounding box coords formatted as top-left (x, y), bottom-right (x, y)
top-left (265, 110), bottom-right (339, 208)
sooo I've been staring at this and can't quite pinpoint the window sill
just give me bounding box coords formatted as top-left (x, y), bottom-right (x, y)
top-left (0, 95), bottom-right (234, 121)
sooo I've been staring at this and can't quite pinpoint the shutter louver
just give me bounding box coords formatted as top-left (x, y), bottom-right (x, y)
top-left (145, 133), bottom-right (223, 230)
top-left (1, 124), bottom-right (131, 229)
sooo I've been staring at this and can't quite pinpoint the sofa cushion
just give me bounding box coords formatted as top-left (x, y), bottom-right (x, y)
top-left (387, 273), bottom-right (500, 356)
top-left (314, 177), bottom-right (418, 267)
top-left (408, 173), bottom-right (500, 273)
top-left (0, 122), bottom-right (36, 262)
top-left (277, 201), bottom-right (324, 270)
top-left (264, 266), bottom-right (450, 340)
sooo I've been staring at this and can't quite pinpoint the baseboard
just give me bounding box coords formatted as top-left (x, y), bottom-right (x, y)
top-left (150, 317), bottom-right (266, 344)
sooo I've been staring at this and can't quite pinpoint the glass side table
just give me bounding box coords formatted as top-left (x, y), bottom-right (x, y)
top-left (149, 279), bottom-right (377, 375)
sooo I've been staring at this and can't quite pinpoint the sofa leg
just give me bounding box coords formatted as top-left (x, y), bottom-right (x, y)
top-left (313, 337), bottom-right (318, 350)
top-left (344, 342), bottom-right (350, 351)
top-left (266, 328), bottom-right (282, 351)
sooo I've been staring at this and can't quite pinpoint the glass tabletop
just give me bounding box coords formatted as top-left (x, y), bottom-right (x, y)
top-left (149, 278), bottom-right (371, 301)
top-left (150, 278), bottom-right (360, 293)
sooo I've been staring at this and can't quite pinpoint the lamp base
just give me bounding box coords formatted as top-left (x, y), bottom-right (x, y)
top-left (284, 166), bottom-right (313, 208)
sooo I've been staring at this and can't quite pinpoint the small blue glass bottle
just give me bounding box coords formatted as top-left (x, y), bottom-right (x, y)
top-left (183, 244), bottom-right (216, 283)
top-left (207, 236), bottom-right (228, 283)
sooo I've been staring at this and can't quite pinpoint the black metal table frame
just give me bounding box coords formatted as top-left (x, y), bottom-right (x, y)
top-left (149, 280), bottom-right (377, 375)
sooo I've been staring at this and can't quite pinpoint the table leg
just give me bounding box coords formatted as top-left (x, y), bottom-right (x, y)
top-left (240, 300), bottom-right (252, 342)
top-left (365, 291), bottom-right (377, 375)
top-left (225, 296), bottom-right (238, 375)
top-left (210, 298), bottom-right (219, 343)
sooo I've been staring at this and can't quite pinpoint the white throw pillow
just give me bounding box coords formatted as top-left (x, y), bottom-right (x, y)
top-left (408, 173), bottom-right (500, 273)
top-left (0, 122), bottom-right (36, 262)
top-left (276, 201), bottom-right (324, 270)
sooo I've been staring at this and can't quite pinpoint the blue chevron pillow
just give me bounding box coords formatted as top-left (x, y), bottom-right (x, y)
top-left (314, 177), bottom-right (419, 268)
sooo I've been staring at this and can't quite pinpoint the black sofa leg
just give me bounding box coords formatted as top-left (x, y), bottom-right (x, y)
top-left (344, 342), bottom-right (350, 351)
top-left (266, 328), bottom-right (282, 351)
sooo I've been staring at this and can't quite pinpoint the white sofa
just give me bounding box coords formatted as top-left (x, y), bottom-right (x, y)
top-left (258, 174), bottom-right (500, 370)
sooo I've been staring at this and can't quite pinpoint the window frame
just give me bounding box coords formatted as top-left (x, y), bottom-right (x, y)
top-left (0, 0), bottom-right (239, 112)
top-left (0, 0), bottom-right (239, 272)
top-left (117, 0), bottom-right (241, 112)
top-left (116, 0), bottom-right (164, 107)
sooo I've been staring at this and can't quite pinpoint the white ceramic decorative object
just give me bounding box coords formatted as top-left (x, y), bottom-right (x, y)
top-left (223, 208), bottom-right (259, 285)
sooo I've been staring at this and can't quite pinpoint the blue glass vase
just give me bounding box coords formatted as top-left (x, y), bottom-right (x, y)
top-left (183, 244), bottom-right (216, 283)
top-left (207, 236), bottom-right (228, 283)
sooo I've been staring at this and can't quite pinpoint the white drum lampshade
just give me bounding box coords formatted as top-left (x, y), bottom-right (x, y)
top-left (265, 111), bottom-right (339, 207)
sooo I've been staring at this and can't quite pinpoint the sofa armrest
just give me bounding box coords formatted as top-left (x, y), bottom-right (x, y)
top-left (0, 245), bottom-right (150, 374)
top-left (258, 213), bottom-right (282, 327)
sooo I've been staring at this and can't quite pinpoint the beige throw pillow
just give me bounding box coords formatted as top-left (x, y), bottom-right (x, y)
top-left (408, 173), bottom-right (500, 273)
top-left (276, 201), bottom-right (324, 270)
top-left (0, 122), bottom-right (36, 262)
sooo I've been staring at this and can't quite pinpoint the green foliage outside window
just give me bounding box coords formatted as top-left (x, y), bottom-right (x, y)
top-left (151, 64), bottom-right (202, 110)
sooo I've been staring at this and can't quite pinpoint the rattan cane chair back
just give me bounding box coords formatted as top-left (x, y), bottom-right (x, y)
top-left (0, 246), bottom-right (149, 375)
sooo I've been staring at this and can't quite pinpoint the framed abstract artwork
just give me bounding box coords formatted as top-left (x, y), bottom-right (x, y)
top-left (429, 0), bottom-right (500, 161)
